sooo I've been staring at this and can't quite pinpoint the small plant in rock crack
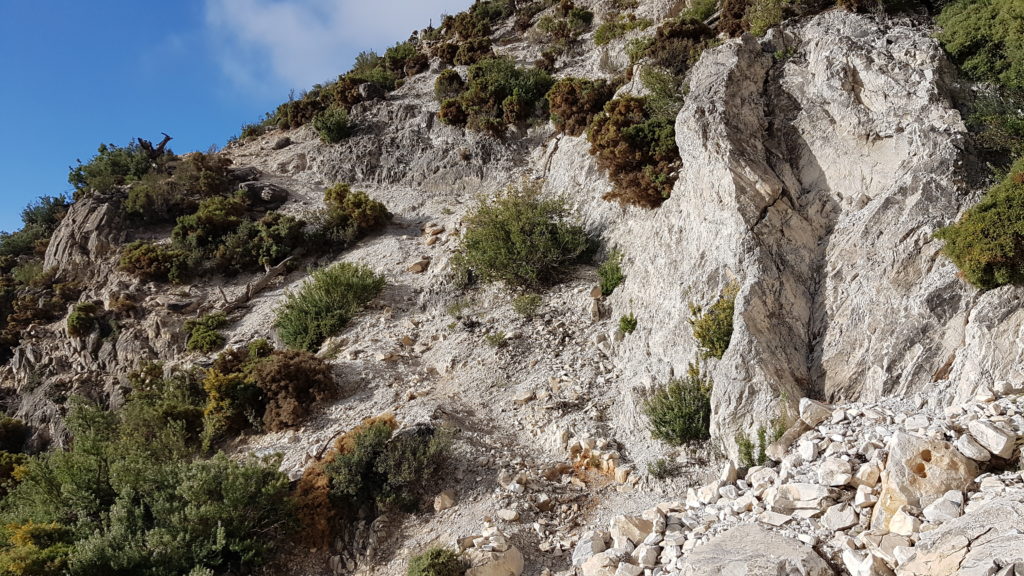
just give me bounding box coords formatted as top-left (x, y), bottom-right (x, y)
top-left (647, 458), bottom-right (682, 479)
top-left (484, 331), bottom-right (508, 348)
top-left (619, 312), bottom-right (637, 334)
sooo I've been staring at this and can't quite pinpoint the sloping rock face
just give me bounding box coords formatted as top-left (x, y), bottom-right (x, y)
top-left (548, 11), bottom-right (986, 457)
top-left (44, 195), bottom-right (125, 284)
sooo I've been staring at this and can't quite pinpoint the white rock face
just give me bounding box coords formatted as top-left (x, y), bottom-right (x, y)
top-left (966, 421), bottom-right (1016, 459)
top-left (678, 524), bottom-right (834, 575)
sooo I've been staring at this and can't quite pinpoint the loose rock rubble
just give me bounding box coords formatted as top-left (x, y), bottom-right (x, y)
top-left (566, 388), bottom-right (1024, 576)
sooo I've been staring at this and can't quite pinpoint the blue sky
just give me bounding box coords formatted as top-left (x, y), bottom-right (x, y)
top-left (0, 0), bottom-right (472, 233)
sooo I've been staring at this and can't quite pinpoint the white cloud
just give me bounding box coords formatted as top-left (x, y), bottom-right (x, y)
top-left (205, 0), bottom-right (473, 94)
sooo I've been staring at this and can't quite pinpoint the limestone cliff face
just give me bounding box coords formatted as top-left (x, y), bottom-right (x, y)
top-left (545, 11), bottom-right (1005, 458)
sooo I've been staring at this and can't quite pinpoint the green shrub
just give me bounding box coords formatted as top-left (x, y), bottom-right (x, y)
top-left (644, 18), bottom-right (716, 76)
top-left (68, 141), bottom-right (156, 198)
top-left (275, 262), bottom-right (385, 351)
top-left (689, 282), bottom-right (738, 359)
top-left (964, 90), bottom-right (1024, 163)
top-left (454, 182), bottom-right (591, 288)
top-left (119, 241), bottom-right (189, 283)
top-left (484, 331), bottom-right (508, 348)
top-left (312, 183), bottom-right (392, 247)
top-left (643, 363), bottom-right (712, 445)
top-left (681, 0), bottom-right (719, 21)
top-left (325, 421), bottom-right (452, 514)
top-left (408, 548), bottom-right (466, 576)
top-left (598, 250), bottom-right (624, 296)
top-left (19, 196), bottom-right (69, 232)
top-left (246, 349), bottom-right (335, 431)
top-left (935, 157), bottom-right (1024, 289)
top-left (66, 302), bottom-right (101, 338)
top-left (937, 0), bottom-right (1024, 92)
top-left (435, 69), bottom-right (466, 101)
top-left (619, 312), bottom-right (637, 334)
top-left (745, 0), bottom-right (786, 36)
top-left (123, 152), bottom-right (235, 223)
top-left (587, 96), bottom-right (679, 207)
top-left (314, 106), bottom-right (355, 143)
top-left (172, 193), bottom-right (249, 253)
top-left (441, 57), bottom-right (553, 135)
top-left (512, 293), bottom-right (543, 318)
top-left (547, 78), bottom-right (615, 136)
top-left (383, 41), bottom-right (426, 77)
top-left (214, 212), bottom-right (306, 273)
top-left (185, 312), bottom-right (228, 353)
top-left (0, 400), bottom-right (293, 575)
top-left (646, 458), bottom-right (681, 479)
top-left (594, 14), bottom-right (652, 46)
top-left (736, 428), bottom-right (768, 468)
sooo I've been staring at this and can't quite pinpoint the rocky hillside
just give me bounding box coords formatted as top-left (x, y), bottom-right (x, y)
top-left (0, 0), bottom-right (1022, 575)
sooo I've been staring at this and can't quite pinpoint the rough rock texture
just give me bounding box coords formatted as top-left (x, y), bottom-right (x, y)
top-left (898, 498), bottom-right (1024, 576)
top-left (678, 524), bottom-right (833, 576)
top-left (871, 432), bottom-right (978, 532)
top-left (44, 196), bottom-right (125, 283)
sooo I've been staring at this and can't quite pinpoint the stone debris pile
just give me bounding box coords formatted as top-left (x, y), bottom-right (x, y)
top-left (571, 388), bottom-right (1024, 576)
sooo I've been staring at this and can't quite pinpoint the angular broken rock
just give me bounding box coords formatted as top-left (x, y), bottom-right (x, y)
top-left (843, 549), bottom-right (894, 576)
top-left (870, 432), bottom-right (977, 533)
top-left (678, 524), bottom-right (833, 576)
top-left (800, 398), bottom-right (833, 428)
top-left (821, 503), bottom-right (858, 531)
top-left (966, 420), bottom-right (1016, 459)
top-left (818, 457), bottom-right (853, 486)
top-left (954, 433), bottom-right (990, 462)
top-left (572, 531), bottom-right (608, 566)
top-left (408, 258), bottom-right (431, 273)
top-left (769, 483), bottom-right (832, 513)
top-left (897, 498), bottom-right (1024, 576)
top-left (609, 515), bottom-right (653, 549)
top-left (921, 490), bottom-right (963, 524)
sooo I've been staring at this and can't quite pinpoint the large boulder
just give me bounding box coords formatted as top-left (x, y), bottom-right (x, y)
top-left (678, 524), bottom-right (834, 575)
top-left (871, 433), bottom-right (977, 532)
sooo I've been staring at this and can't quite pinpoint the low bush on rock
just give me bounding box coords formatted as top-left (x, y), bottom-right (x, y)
top-left (454, 182), bottom-right (591, 289)
top-left (0, 399), bottom-right (293, 575)
top-left (937, 0), bottom-right (1024, 92)
top-left (512, 293), bottom-right (543, 319)
top-left (598, 250), bottom-right (624, 296)
top-left (313, 106), bottom-right (355, 143)
top-left (644, 364), bottom-right (712, 445)
top-left (118, 241), bottom-right (188, 283)
top-left (594, 13), bottom-right (653, 46)
top-left (434, 69), bottom-right (466, 101)
top-left (587, 96), bottom-right (680, 207)
top-left (935, 157), bottom-right (1024, 289)
top-left (185, 312), bottom-right (228, 353)
top-left (547, 77), bottom-right (615, 137)
top-left (619, 312), bottom-right (637, 334)
top-left (436, 57), bottom-right (553, 135)
top-left (408, 548), bottom-right (466, 576)
top-left (275, 262), bottom-right (385, 351)
top-left (311, 183), bottom-right (392, 246)
top-left (689, 283), bottom-right (739, 359)
top-left (66, 301), bottom-right (102, 338)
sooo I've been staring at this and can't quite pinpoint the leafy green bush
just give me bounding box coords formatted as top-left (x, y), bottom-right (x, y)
top-left (935, 157), bottom-right (1024, 289)
top-left (68, 141), bottom-right (156, 198)
top-left (455, 182), bottom-right (591, 288)
top-left (937, 0), bottom-right (1024, 92)
top-left (185, 312), bottom-right (228, 353)
top-left (598, 250), bottom-right (624, 296)
top-left (689, 283), bottom-right (738, 359)
top-left (325, 420), bottom-right (452, 514)
top-left (314, 106), bottom-right (355, 143)
top-left (619, 312), bottom-right (637, 334)
top-left (646, 458), bottom-right (681, 479)
top-left (745, 0), bottom-right (786, 36)
top-left (736, 428), bottom-right (768, 468)
top-left (435, 69), bottom-right (466, 101)
top-left (644, 18), bottom-right (715, 76)
top-left (594, 14), bottom-right (652, 46)
top-left (172, 193), bottom-right (249, 253)
top-left (437, 57), bottom-right (553, 135)
top-left (214, 212), bottom-right (306, 273)
top-left (312, 183), bottom-right (392, 247)
top-left (512, 293), bottom-right (542, 318)
top-left (681, 0), bottom-right (719, 21)
top-left (0, 400), bottom-right (293, 575)
top-left (66, 301), bottom-right (101, 338)
top-left (408, 548), bottom-right (466, 576)
top-left (964, 91), bottom-right (1024, 163)
top-left (547, 78), bottom-right (615, 137)
top-left (118, 241), bottom-right (189, 283)
top-left (123, 152), bottom-right (235, 223)
top-left (643, 364), bottom-right (712, 445)
top-left (275, 262), bottom-right (385, 351)
top-left (587, 96), bottom-right (679, 207)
